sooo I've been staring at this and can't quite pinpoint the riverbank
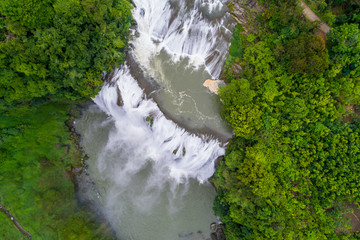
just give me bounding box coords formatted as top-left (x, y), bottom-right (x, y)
top-left (212, 0), bottom-right (360, 238)
top-left (0, 0), bottom-right (134, 238)
top-left (0, 101), bottom-right (116, 239)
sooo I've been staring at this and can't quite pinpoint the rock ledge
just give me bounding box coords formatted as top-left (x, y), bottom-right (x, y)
top-left (203, 79), bottom-right (226, 95)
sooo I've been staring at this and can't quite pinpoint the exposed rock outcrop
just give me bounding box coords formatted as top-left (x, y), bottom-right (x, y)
top-left (210, 223), bottom-right (226, 240)
top-left (227, 0), bottom-right (262, 32)
top-left (116, 87), bottom-right (123, 106)
top-left (203, 79), bottom-right (226, 95)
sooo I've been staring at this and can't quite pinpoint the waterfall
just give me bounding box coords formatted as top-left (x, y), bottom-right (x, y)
top-left (94, 67), bottom-right (224, 185)
top-left (76, 0), bottom-right (234, 238)
top-left (132, 0), bottom-right (234, 78)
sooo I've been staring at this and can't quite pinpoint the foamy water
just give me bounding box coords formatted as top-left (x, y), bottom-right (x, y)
top-left (94, 67), bottom-right (224, 185)
top-left (76, 0), bottom-right (234, 238)
top-left (132, 0), bottom-right (233, 78)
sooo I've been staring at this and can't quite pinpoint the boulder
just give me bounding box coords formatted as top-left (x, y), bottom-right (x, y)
top-left (215, 223), bottom-right (226, 239)
top-left (203, 79), bottom-right (226, 95)
top-left (209, 222), bottom-right (226, 240)
top-left (116, 87), bottom-right (124, 106)
top-left (210, 222), bottom-right (217, 230)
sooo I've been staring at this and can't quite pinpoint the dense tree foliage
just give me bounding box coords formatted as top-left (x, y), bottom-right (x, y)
top-left (0, 0), bottom-right (132, 102)
top-left (214, 1), bottom-right (360, 239)
top-left (0, 102), bottom-right (115, 239)
top-left (304, 0), bottom-right (360, 26)
top-left (0, 0), bottom-right (132, 238)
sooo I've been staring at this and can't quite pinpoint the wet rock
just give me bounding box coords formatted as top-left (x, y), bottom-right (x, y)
top-left (229, 0), bottom-right (262, 28)
top-left (209, 222), bottom-right (226, 240)
top-left (215, 156), bottom-right (225, 168)
top-left (215, 223), bottom-right (226, 240)
top-left (116, 87), bottom-right (123, 106)
top-left (128, 42), bottom-right (135, 50)
top-left (140, 8), bottom-right (145, 17)
top-left (203, 79), bottom-right (226, 95)
top-left (211, 233), bottom-right (218, 240)
top-left (178, 232), bottom-right (194, 238)
top-left (210, 222), bottom-right (217, 230)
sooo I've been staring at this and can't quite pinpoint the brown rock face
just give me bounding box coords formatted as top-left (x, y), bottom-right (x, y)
top-left (203, 79), bottom-right (226, 95)
top-left (210, 223), bottom-right (226, 240)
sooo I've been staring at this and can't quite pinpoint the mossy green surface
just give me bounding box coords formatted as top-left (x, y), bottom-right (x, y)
top-left (0, 102), bottom-right (114, 239)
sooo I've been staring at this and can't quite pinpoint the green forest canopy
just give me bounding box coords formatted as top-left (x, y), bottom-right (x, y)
top-left (0, 0), bottom-right (132, 102)
top-left (0, 0), bottom-right (132, 238)
top-left (0, 102), bottom-right (115, 239)
top-left (214, 0), bottom-right (360, 239)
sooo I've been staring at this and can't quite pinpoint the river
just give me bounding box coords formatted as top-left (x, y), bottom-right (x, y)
top-left (75, 0), bottom-right (235, 239)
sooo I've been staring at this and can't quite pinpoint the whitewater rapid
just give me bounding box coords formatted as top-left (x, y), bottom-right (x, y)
top-left (91, 0), bottom-right (234, 184)
top-left (132, 0), bottom-right (234, 78)
top-left (76, 0), bottom-right (234, 238)
top-left (94, 67), bottom-right (224, 184)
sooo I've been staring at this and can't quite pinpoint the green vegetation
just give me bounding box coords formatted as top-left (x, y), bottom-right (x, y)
top-left (1, 102), bottom-right (114, 239)
top-left (0, 0), bottom-right (132, 102)
top-left (213, 0), bottom-right (360, 239)
top-left (304, 0), bottom-right (360, 26)
top-left (0, 0), bottom-right (132, 238)
top-left (145, 116), bottom-right (154, 127)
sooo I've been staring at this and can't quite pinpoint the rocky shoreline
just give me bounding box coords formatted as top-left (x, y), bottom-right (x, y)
top-left (67, 0), bottom-right (258, 238)
top-left (65, 103), bottom-right (117, 239)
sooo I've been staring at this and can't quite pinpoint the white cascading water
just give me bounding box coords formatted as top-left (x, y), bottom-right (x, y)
top-left (77, 67), bottom-right (225, 239)
top-left (94, 67), bottom-right (224, 185)
top-left (132, 0), bottom-right (233, 78)
top-left (76, 0), bottom-right (234, 239)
